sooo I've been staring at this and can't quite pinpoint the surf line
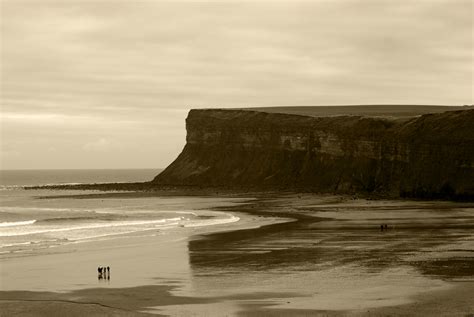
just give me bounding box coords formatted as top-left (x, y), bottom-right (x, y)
top-left (0, 220), bottom-right (37, 227)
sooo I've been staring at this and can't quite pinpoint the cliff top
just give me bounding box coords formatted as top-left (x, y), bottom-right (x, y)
top-left (230, 105), bottom-right (473, 120)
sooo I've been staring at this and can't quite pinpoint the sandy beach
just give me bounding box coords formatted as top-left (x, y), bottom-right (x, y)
top-left (3, 0), bottom-right (473, 314)
top-left (1, 191), bottom-right (473, 316)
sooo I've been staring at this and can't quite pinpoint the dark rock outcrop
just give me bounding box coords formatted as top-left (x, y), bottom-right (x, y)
top-left (154, 107), bottom-right (474, 200)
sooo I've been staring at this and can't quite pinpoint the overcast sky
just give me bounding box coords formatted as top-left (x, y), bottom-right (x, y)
top-left (1, 0), bottom-right (472, 169)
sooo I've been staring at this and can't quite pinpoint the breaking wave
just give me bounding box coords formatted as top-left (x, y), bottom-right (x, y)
top-left (0, 218), bottom-right (183, 237)
top-left (0, 220), bottom-right (37, 227)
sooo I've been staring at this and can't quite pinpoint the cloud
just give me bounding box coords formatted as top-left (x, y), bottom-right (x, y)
top-left (1, 0), bottom-right (472, 168)
top-left (82, 138), bottom-right (118, 152)
top-left (1, 113), bottom-right (67, 123)
top-left (3, 0), bottom-right (471, 109)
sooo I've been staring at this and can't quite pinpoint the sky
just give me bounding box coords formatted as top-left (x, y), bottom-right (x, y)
top-left (1, 0), bottom-right (472, 170)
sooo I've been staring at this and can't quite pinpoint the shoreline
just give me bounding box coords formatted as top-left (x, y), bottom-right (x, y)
top-left (0, 191), bottom-right (292, 291)
top-left (22, 182), bottom-right (474, 202)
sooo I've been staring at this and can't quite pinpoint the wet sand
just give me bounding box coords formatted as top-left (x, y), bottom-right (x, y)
top-left (3, 282), bottom-right (473, 316)
top-left (1, 192), bottom-right (473, 316)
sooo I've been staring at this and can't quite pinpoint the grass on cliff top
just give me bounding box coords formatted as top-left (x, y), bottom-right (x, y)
top-left (236, 105), bottom-right (472, 119)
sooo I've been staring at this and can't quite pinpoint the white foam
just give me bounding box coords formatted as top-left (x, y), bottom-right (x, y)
top-left (0, 241), bottom-right (32, 248)
top-left (0, 220), bottom-right (37, 227)
top-left (0, 206), bottom-right (76, 212)
top-left (0, 217), bottom-right (182, 237)
top-left (0, 211), bottom-right (242, 254)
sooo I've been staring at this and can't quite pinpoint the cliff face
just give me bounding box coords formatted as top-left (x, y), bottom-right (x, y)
top-left (154, 108), bottom-right (474, 200)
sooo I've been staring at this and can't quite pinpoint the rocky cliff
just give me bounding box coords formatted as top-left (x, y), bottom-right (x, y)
top-left (154, 107), bottom-right (474, 200)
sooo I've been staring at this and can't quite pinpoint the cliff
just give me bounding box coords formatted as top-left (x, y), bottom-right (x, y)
top-left (153, 107), bottom-right (474, 200)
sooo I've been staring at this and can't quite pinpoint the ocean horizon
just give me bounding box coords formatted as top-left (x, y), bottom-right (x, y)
top-left (0, 168), bottom-right (163, 187)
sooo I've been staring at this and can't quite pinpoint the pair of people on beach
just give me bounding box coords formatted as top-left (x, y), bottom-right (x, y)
top-left (98, 266), bottom-right (110, 280)
top-left (380, 224), bottom-right (389, 231)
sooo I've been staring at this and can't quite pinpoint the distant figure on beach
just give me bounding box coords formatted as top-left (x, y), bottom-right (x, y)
top-left (384, 224), bottom-right (388, 230)
top-left (97, 266), bottom-right (110, 280)
top-left (380, 224), bottom-right (384, 231)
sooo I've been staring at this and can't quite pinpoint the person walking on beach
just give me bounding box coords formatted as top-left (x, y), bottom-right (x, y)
top-left (98, 266), bottom-right (102, 279)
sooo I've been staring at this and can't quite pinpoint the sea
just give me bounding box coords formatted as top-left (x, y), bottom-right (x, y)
top-left (0, 169), bottom-right (240, 256)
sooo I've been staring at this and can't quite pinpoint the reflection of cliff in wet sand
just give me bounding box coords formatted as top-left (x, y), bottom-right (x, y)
top-left (1, 194), bottom-right (473, 316)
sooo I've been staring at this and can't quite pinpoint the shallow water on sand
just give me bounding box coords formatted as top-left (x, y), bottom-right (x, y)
top-left (164, 197), bottom-right (474, 313)
top-left (0, 190), bottom-right (265, 293)
top-left (1, 192), bottom-right (473, 315)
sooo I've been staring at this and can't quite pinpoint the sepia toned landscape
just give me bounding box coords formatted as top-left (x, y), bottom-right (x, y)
top-left (1, 0), bottom-right (473, 316)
